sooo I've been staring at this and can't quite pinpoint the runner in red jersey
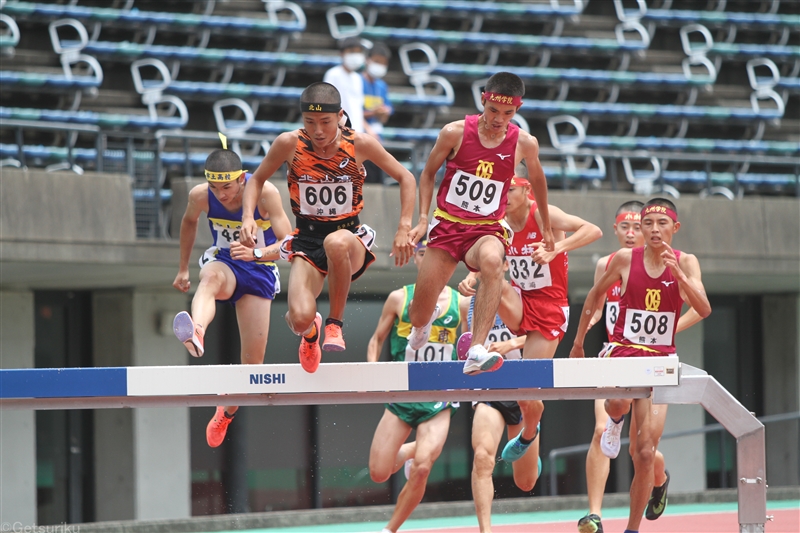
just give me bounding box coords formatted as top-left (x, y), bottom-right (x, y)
top-left (241, 82), bottom-right (424, 373)
top-left (407, 72), bottom-right (555, 377)
top-left (570, 198), bottom-right (711, 533)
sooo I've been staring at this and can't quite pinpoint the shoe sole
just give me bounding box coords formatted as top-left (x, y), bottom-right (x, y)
top-left (408, 305), bottom-right (440, 351)
top-left (322, 341), bottom-right (346, 352)
top-left (463, 354), bottom-right (504, 375)
top-left (456, 332), bottom-right (472, 361)
top-left (174, 312), bottom-right (203, 357)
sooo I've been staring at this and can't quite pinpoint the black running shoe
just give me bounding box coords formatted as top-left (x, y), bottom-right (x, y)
top-left (577, 513), bottom-right (604, 533)
top-left (645, 470), bottom-right (670, 520)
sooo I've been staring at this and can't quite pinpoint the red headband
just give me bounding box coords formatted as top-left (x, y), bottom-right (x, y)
top-left (510, 176), bottom-right (530, 187)
top-left (641, 205), bottom-right (678, 222)
top-left (615, 212), bottom-right (641, 224)
top-left (483, 91), bottom-right (523, 106)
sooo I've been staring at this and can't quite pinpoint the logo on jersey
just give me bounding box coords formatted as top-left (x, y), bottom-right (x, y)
top-left (475, 160), bottom-right (495, 179)
top-left (611, 285), bottom-right (621, 297)
top-left (662, 281), bottom-right (675, 287)
top-left (527, 232), bottom-right (537, 240)
top-left (339, 158), bottom-right (350, 168)
top-left (443, 315), bottom-right (454, 325)
top-left (645, 288), bottom-right (661, 311)
top-left (497, 153), bottom-right (511, 160)
top-left (438, 330), bottom-right (449, 343)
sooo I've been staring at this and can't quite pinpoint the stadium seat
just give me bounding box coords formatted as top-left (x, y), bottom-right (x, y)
top-left (302, 0), bottom-right (586, 17)
top-left (0, 71), bottom-right (101, 90)
top-left (680, 23), bottom-right (800, 60)
top-left (0, 12), bottom-right (19, 49)
top-left (518, 99), bottom-right (784, 121)
top-left (0, 106), bottom-right (187, 129)
top-left (638, 8), bottom-right (800, 29)
top-left (1, 1), bottom-right (307, 33)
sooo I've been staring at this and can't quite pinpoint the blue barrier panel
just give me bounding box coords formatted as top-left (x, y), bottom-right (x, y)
top-left (0, 367), bottom-right (127, 398)
top-left (408, 359), bottom-right (554, 391)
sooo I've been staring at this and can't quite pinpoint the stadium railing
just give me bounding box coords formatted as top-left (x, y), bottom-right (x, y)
top-left (300, 0), bottom-right (586, 18)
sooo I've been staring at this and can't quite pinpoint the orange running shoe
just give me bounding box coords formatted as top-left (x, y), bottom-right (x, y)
top-left (322, 321), bottom-right (346, 352)
top-left (206, 406), bottom-right (234, 448)
top-left (173, 311), bottom-right (204, 357)
top-left (299, 313), bottom-right (322, 373)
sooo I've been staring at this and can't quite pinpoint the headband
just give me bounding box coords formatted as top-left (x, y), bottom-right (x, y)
top-left (483, 91), bottom-right (523, 106)
top-left (615, 212), bottom-right (641, 224)
top-left (300, 102), bottom-right (342, 113)
top-left (204, 133), bottom-right (247, 182)
top-left (641, 204), bottom-right (678, 222)
top-left (510, 176), bottom-right (530, 188)
top-left (416, 239), bottom-right (428, 251)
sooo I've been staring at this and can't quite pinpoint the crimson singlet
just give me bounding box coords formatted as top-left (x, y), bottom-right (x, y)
top-left (436, 114), bottom-right (519, 222)
top-left (605, 252), bottom-right (622, 340)
top-left (611, 247), bottom-right (684, 356)
top-left (506, 202), bottom-right (568, 299)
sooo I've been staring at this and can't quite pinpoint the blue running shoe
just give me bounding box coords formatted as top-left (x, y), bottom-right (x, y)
top-left (501, 423), bottom-right (540, 462)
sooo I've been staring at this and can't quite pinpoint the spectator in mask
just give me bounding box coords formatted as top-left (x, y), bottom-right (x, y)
top-left (361, 42), bottom-right (395, 183)
top-left (324, 36), bottom-right (368, 134)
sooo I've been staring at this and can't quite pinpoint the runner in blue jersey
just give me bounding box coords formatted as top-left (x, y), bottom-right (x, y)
top-left (172, 141), bottom-right (291, 447)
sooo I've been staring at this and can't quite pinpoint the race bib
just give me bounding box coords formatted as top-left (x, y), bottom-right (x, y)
top-left (211, 220), bottom-right (242, 249)
top-left (445, 170), bottom-right (502, 215)
top-left (623, 309), bottom-right (676, 346)
top-left (485, 326), bottom-right (521, 360)
top-left (508, 256), bottom-right (552, 290)
top-left (405, 342), bottom-right (454, 362)
top-left (605, 301), bottom-right (619, 337)
top-left (299, 182), bottom-right (352, 217)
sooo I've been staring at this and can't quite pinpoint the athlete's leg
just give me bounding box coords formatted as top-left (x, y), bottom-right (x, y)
top-left (393, 441), bottom-right (417, 474)
top-left (516, 331), bottom-right (559, 441)
top-left (629, 406), bottom-right (668, 490)
top-left (586, 399), bottom-right (611, 516)
top-left (222, 295), bottom-right (272, 416)
top-left (463, 236), bottom-right (506, 348)
top-left (495, 281), bottom-right (523, 333)
top-left (369, 410), bottom-right (413, 484)
top-left (626, 398), bottom-right (669, 532)
top-left (408, 247), bottom-right (458, 327)
top-left (285, 258), bottom-right (326, 336)
top-left (472, 403), bottom-right (506, 533)
top-left (191, 262), bottom-right (237, 330)
top-left (323, 229), bottom-right (368, 321)
top-left (509, 421), bottom-right (541, 492)
top-left (386, 409), bottom-right (451, 532)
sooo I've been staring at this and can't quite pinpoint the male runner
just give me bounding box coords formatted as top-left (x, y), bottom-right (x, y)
top-left (172, 143), bottom-right (291, 447)
top-left (406, 72), bottom-right (554, 377)
top-left (460, 174), bottom-right (602, 464)
top-left (570, 198), bottom-right (711, 533)
top-left (240, 82), bottom-right (422, 373)
top-left (366, 239), bottom-right (461, 533)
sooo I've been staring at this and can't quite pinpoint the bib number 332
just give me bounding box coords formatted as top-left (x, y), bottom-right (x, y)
top-left (299, 182), bottom-right (352, 217)
top-left (445, 170), bottom-right (502, 215)
top-left (623, 309), bottom-right (675, 346)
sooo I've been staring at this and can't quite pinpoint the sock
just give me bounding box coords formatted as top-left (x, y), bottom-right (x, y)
top-left (611, 416), bottom-right (624, 424)
top-left (623, 530), bottom-right (638, 533)
top-left (325, 317), bottom-right (343, 328)
top-left (222, 410), bottom-right (235, 419)
top-left (303, 323), bottom-right (318, 343)
top-left (380, 529), bottom-right (393, 533)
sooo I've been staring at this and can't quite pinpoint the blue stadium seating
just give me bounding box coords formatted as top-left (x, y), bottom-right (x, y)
top-left (1, 1), bottom-right (306, 33)
top-left (639, 8), bottom-right (800, 28)
top-left (0, 106), bottom-right (186, 129)
top-left (518, 99), bottom-right (784, 121)
top-left (561, 135), bottom-right (799, 155)
top-left (0, 70), bottom-right (101, 90)
top-left (302, 0), bottom-right (585, 17)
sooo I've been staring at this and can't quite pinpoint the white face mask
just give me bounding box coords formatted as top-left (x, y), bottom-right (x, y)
top-left (367, 62), bottom-right (387, 79)
top-left (343, 52), bottom-right (365, 71)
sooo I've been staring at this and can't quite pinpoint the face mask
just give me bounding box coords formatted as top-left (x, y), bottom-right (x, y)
top-left (367, 62), bottom-right (387, 79)
top-left (343, 52), bottom-right (365, 71)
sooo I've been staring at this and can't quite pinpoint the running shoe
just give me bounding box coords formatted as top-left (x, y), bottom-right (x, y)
top-left (600, 416), bottom-right (624, 459)
top-left (173, 311), bottom-right (204, 357)
top-left (407, 305), bottom-right (440, 351)
top-left (403, 458), bottom-right (413, 480)
top-left (299, 313), bottom-right (322, 373)
top-left (577, 514), bottom-right (604, 533)
top-left (645, 470), bottom-right (670, 520)
top-left (463, 344), bottom-right (503, 375)
top-left (456, 331), bottom-right (472, 361)
top-left (322, 322), bottom-right (346, 352)
top-left (206, 406), bottom-right (234, 448)
top-left (501, 423), bottom-right (540, 462)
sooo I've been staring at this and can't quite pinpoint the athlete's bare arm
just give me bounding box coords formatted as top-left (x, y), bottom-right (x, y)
top-left (418, 121), bottom-right (465, 222)
top-left (588, 254), bottom-right (611, 328)
top-left (677, 306), bottom-right (704, 332)
top-left (531, 205), bottom-right (602, 265)
top-left (173, 184), bottom-right (210, 293)
top-left (355, 133), bottom-right (419, 266)
top-left (488, 334), bottom-right (525, 356)
top-left (517, 133), bottom-right (554, 251)
top-left (570, 250), bottom-right (633, 358)
top-left (240, 131), bottom-right (298, 246)
top-left (230, 180), bottom-right (292, 262)
top-left (367, 289), bottom-right (404, 362)
top-left (665, 246), bottom-right (711, 318)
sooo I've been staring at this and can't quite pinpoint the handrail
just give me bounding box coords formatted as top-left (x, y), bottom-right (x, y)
top-left (547, 410), bottom-right (800, 496)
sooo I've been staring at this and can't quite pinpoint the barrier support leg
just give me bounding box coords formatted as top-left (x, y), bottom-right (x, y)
top-left (654, 364), bottom-right (767, 533)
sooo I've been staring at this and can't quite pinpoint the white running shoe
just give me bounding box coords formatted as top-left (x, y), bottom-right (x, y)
top-left (403, 458), bottom-right (413, 480)
top-left (600, 416), bottom-right (624, 459)
top-left (462, 344), bottom-right (503, 375)
top-left (407, 305), bottom-right (439, 351)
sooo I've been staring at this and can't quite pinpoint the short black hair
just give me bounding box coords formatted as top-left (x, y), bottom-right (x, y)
top-left (484, 72), bottom-right (525, 97)
top-left (340, 36), bottom-right (363, 51)
top-left (643, 197), bottom-right (677, 214)
top-left (369, 42), bottom-right (391, 59)
top-left (205, 149), bottom-right (241, 172)
top-left (616, 200), bottom-right (644, 216)
top-left (514, 162), bottom-right (528, 178)
top-left (301, 82), bottom-right (341, 106)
